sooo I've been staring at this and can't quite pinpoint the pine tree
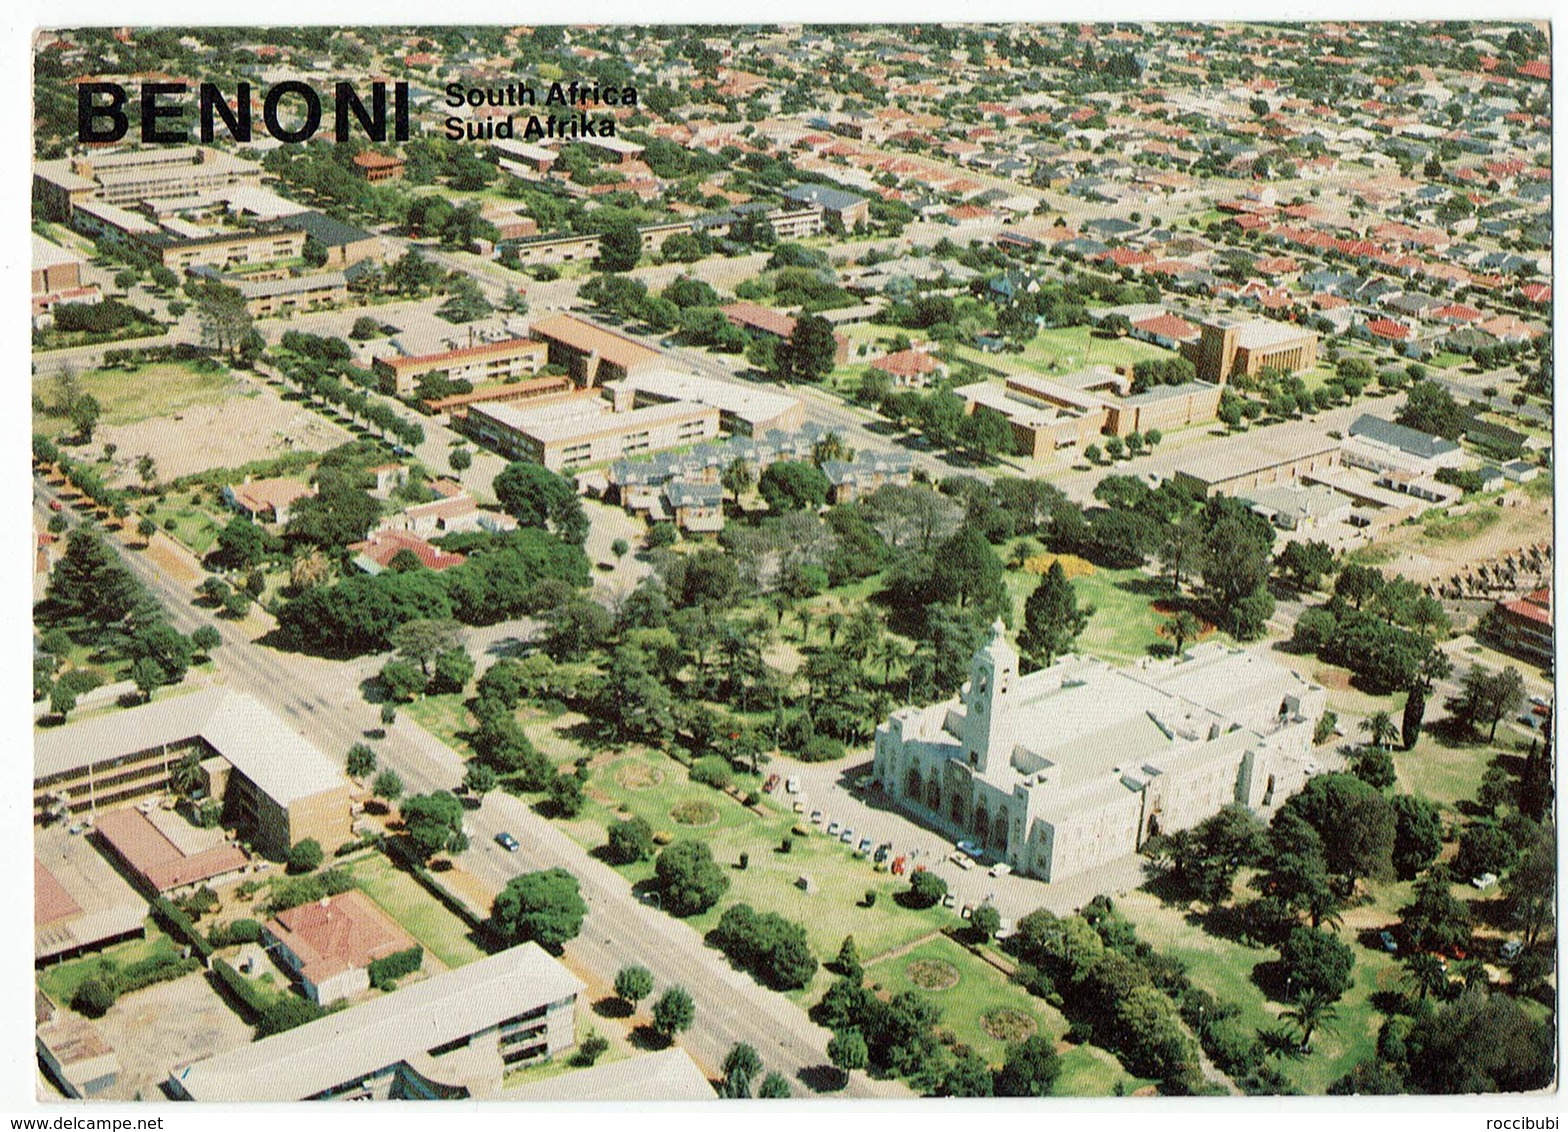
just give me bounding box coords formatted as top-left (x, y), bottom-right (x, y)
top-left (834, 935), bottom-right (863, 981)
top-left (1018, 562), bottom-right (1089, 669)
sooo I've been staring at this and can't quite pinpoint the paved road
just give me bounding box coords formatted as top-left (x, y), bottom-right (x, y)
top-left (33, 479), bottom-right (908, 1098)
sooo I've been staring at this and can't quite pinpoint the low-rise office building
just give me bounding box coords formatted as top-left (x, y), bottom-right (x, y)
top-left (531, 313), bottom-right (663, 386)
top-left (1342, 413), bottom-right (1465, 477)
top-left (1172, 430), bottom-right (1342, 496)
top-left (466, 396), bottom-right (719, 472)
top-left (1181, 316), bottom-right (1318, 385)
top-left (168, 943), bottom-right (583, 1101)
top-left (1485, 586), bottom-right (1552, 669)
top-left (94, 808), bottom-right (250, 897)
top-left (33, 689), bottom-right (352, 858)
top-left (374, 337), bottom-right (549, 397)
top-left (608, 368), bottom-right (805, 436)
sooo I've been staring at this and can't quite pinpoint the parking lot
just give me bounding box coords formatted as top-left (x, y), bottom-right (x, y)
top-left (770, 754), bottom-right (1149, 927)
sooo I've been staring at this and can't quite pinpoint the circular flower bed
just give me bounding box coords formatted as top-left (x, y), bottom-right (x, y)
top-left (907, 959), bottom-right (961, 991)
top-left (670, 799), bottom-right (719, 826)
top-left (980, 1008), bottom-right (1038, 1042)
top-left (615, 761), bottom-right (665, 791)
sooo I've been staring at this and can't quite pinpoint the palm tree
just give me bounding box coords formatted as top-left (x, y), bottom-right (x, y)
top-left (169, 751), bottom-right (206, 800)
top-left (873, 636), bottom-right (910, 688)
top-left (1359, 710), bottom-right (1398, 751)
top-left (1281, 989), bottom-right (1339, 1053)
top-left (1402, 951), bottom-right (1449, 1002)
top-left (796, 605), bottom-right (815, 646)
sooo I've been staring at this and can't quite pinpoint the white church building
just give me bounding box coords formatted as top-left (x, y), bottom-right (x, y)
top-left (871, 623), bottom-right (1328, 883)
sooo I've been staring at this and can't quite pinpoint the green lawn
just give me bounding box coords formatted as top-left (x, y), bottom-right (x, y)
top-left (868, 935), bottom-right (1057, 1067)
top-left (1116, 884), bottom-right (1405, 1094)
top-left (37, 923), bottom-right (177, 1004)
top-left (344, 852), bottom-right (489, 969)
top-left (1004, 558), bottom-right (1187, 664)
top-left (1393, 730), bottom-right (1497, 812)
top-left (33, 360), bottom-right (239, 435)
top-left (1419, 506), bottom-right (1502, 544)
top-left (566, 752), bottom-right (957, 999)
top-left (950, 325), bottom-right (1170, 378)
top-left (141, 501), bottom-right (224, 556)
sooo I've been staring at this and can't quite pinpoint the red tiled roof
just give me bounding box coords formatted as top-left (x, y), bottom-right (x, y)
top-left (35, 859), bottom-right (81, 927)
top-left (1132, 313), bottom-right (1198, 340)
top-left (1366, 318), bottom-right (1411, 341)
top-left (871, 349), bottom-right (941, 378)
top-left (96, 808), bottom-right (249, 894)
top-left (349, 530), bottom-right (466, 572)
top-left (267, 890), bottom-right (416, 986)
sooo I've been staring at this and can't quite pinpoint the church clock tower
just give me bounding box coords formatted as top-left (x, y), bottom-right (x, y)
top-left (963, 620), bottom-right (1018, 773)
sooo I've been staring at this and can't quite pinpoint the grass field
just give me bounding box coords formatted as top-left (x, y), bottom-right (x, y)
top-left (1116, 883), bottom-right (1405, 1094)
top-left (868, 935), bottom-right (1057, 1066)
top-left (33, 361), bottom-right (238, 436)
top-left (37, 923), bottom-right (175, 1004)
top-left (1393, 730), bottom-right (1497, 812)
top-left (1420, 506), bottom-right (1502, 544)
top-left (140, 500), bottom-right (224, 556)
top-left (344, 852), bottom-right (489, 969)
top-left (950, 325), bottom-right (1170, 378)
top-left (1004, 559), bottom-right (1184, 664)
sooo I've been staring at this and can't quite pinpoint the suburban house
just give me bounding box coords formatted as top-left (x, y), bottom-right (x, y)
top-left (263, 890), bottom-right (421, 1005)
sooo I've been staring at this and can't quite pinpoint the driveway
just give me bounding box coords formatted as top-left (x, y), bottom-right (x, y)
top-left (771, 751), bottom-right (1148, 926)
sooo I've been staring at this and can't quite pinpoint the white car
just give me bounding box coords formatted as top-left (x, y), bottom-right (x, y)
top-left (785, 777), bottom-right (802, 794)
top-left (989, 862), bottom-right (1012, 877)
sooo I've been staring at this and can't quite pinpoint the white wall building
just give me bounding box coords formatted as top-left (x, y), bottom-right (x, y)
top-left (872, 625), bottom-right (1327, 883)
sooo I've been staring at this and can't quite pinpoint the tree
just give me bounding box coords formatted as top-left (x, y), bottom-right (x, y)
top-left (1359, 711), bottom-right (1398, 751)
top-left (785, 313), bottom-right (839, 382)
top-left (1401, 684), bottom-right (1427, 750)
top-left (69, 393), bottom-right (102, 441)
top-left (287, 839), bottom-right (324, 874)
top-left (653, 840), bottom-right (730, 916)
top-left (492, 868), bottom-right (587, 948)
top-left (1402, 950), bottom-right (1451, 1002)
top-left (606, 816), bottom-right (655, 864)
top-left (390, 618), bottom-right (462, 676)
top-left (1456, 821), bottom-right (1517, 881)
top-left (1282, 988), bottom-right (1340, 1052)
top-left (1278, 926), bottom-right (1356, 1003)
top-left (399, 791), bottom-right (467, 860)
top-left (993, 1034), bottom-right (1061, 1097)
top-left (1402, 988), bottom-right (1555, 1093)
top-left (547, 772), bottom-right (586, 817)
top-left (757, 1072), bottom-right (791, 1098)
top-left (908, 870), bottom-right (947, 909)
top-left (596, 217), bottom-right (642, 272)
top-left (834, 935), bottom-right (864, 981)
top-left (130, 656), bottom-right (165, 703)
top-left (50, 682), bottom-right (76, 721)
top-left (1503, 829), bottom-right (1554, 948)
top-left (720, 1042), bottom-right (763, 1097)
top-left (1458, 665), bottom-right (1526, 741)
top-left (346, 742), bottom-right (377, 779)
top-left (930, 525), bottom-right (1007, 618)
top-left (757, 461), bottom-right (829, 512)
top-left (429, 647), bottom-right (475, 694)
top-left (286, 469), bottom-right (381, 550)
top-left (72, 977), bottom-right (116, 1018)
top-left (493, 462), bottom-right (588, 544)
top-left (614, 964), bottom-right (654, 1009)
top-left (190, 625), bottom-right (221, 656)
top-left (1163, 609), bottom-right (1202, 655)
top-left (828, 1028), bottom-right (869, 1084)
top-left (651, 986), bottom-right (695, 1041)
top-left (721, 457), bottom-right (755, 503)
top-left (1017, 561), bottom-right (1089, 668)
top-left (461, 762), bottom-right (497, 796)
top-left (971, 903), bottom-right (1002, 941)
top-left (1390, 794), bottom-right (1442, 880)
top-left (380, 657), bottom-right (425, 703)
top-left (372, 769), bottom-right (403, 802)
top-left (1401, 868), bottom-right (1472, 955)
top-left (1282, 773), bottom-right (1395, 887)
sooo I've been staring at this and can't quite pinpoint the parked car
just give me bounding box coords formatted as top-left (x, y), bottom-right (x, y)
top-left (941, 893), bottom-right (957, 908)
top-left (792, 800), bottom-right (806, 813)
top-left (809, 809), bottom-right (824, 825)
top-left (989, 862), bottom-right (1012, 877)
top-left (1500, 940), bottom-right (1524, 962)
top-left (48, 500), bottom-right (63, 512)
top-left (1471, 872), bottom-right (1499, 890)
top-left (827, 821), bottom-right (840, 836)
top-left (764, 773), bottom-right (781, 793)
top-left (495, 832), bottom-right (520, 852)
top-left (873, 844), bottom-right (891, 864)
top-left (890, 856), bottom-right (907, 876)
top-left (856, 838), bottom-right (874, 855)
top-left (839, 828), bottom-right (854, 844)
top-left (1379, 931), bottom-right (1399, 953)
top-left (956, 839), bottom-right (981, 858)
top-left (785, 777), bottom-right (801, 794)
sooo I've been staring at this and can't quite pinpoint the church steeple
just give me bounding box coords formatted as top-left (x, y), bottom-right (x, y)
top-left (963, 620), bottom-right (1017, 772)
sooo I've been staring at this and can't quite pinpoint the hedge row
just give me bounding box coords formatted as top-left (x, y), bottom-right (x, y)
top-left (368, 945), bottom-right (424, 989)
top-left (210, 958), bottom-right (269, 1022)
top-left (151, 896), bottom-right (214, 961)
